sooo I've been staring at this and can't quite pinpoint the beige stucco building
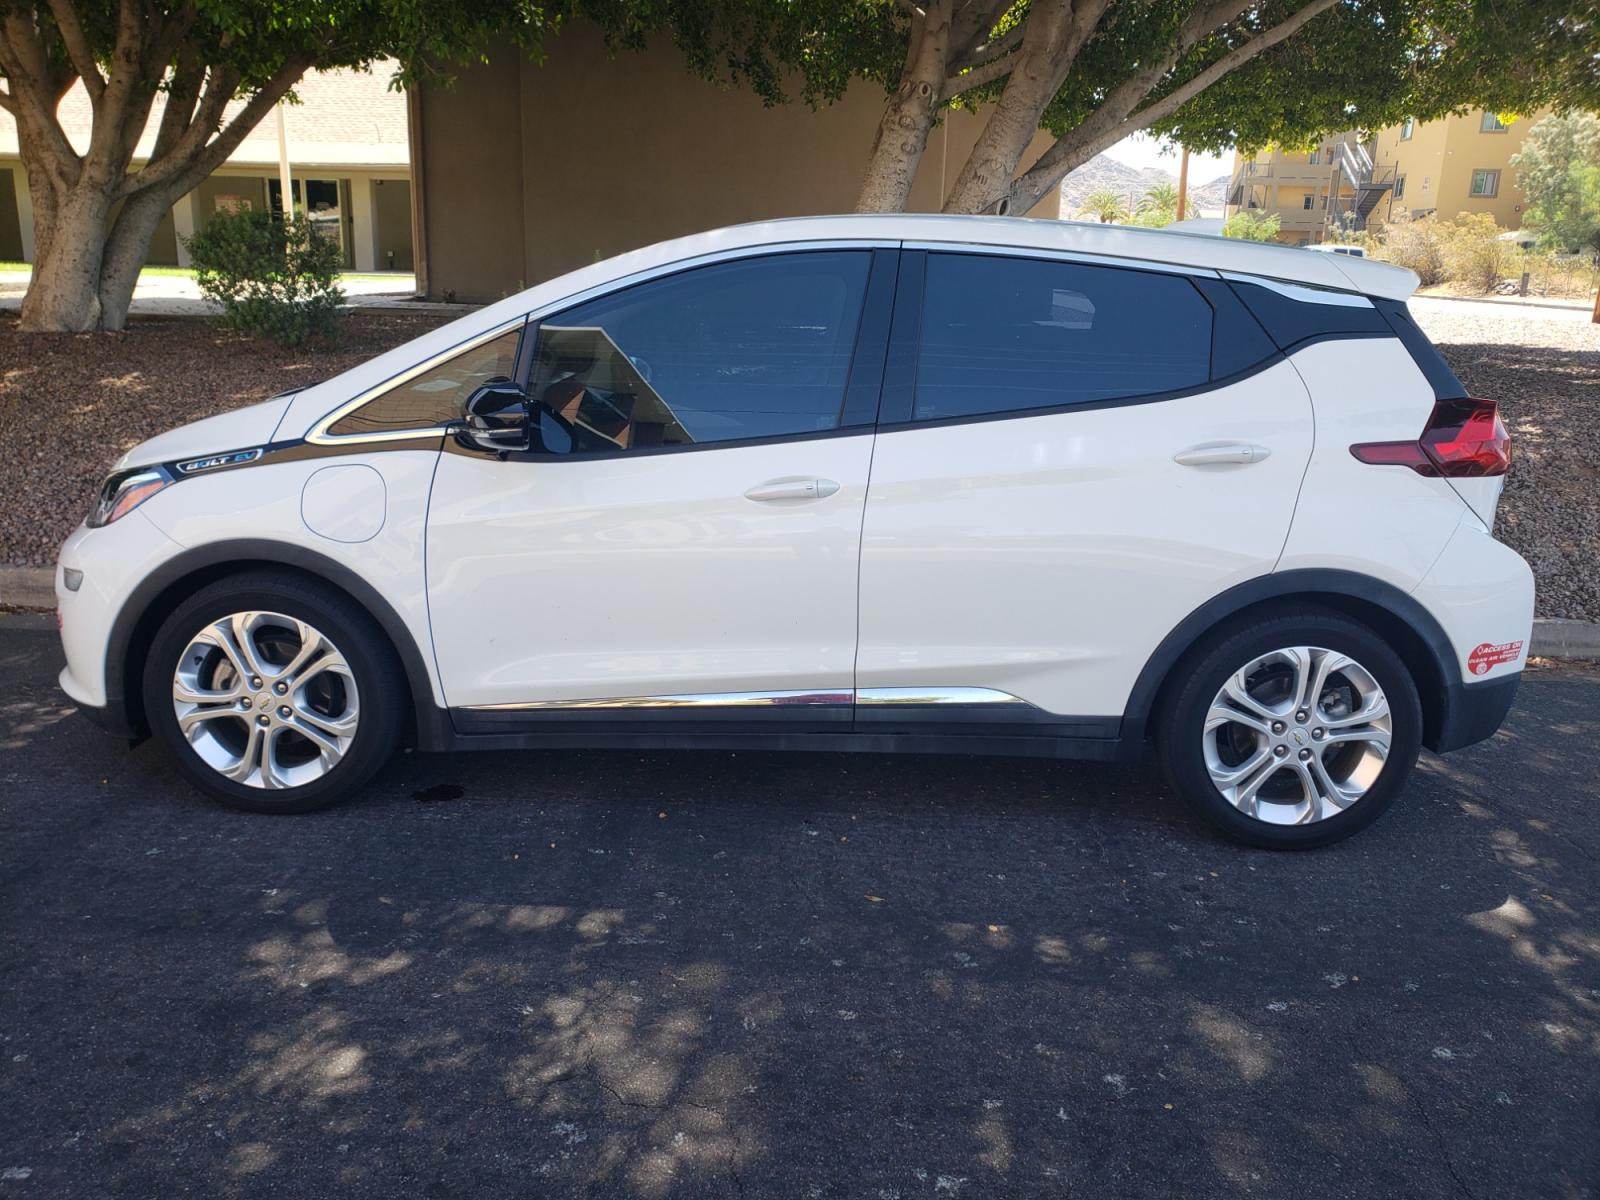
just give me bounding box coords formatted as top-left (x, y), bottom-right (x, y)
top-left (0, 68), bottom-right (413, 271)
top-left (1224, 132), bottom-right (1364, 244)
top-left (410, 26), bottom-right (1060, 303)
top-left (1224, 109), bottom-right (1551, 244)
top-left (1368, 110), bottom-right (1542, 228)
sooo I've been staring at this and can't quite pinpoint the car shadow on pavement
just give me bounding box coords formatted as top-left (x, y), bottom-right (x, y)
top-left (2, 642), bottom-right (1598, 1197)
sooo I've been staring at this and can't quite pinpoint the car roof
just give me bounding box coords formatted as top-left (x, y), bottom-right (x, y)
top-left (278, 214), bottom-right (1419, 439)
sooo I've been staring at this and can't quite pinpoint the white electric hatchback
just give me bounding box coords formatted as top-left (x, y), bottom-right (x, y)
top-left (56, 215), bottom-right (1531, 848)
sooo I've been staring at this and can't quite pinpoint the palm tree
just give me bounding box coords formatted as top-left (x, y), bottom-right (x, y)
top-left (1138, 182), bottom-right (1180, 215)
top-left (1079, 189), bottom-right (1129, 224)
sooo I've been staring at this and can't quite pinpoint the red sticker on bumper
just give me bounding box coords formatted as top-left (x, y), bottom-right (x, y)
top-left (1468, 640), bottom-right (1523, 676)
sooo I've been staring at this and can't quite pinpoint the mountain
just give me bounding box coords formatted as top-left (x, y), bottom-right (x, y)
top-left (1057, 152), bottom-right (1231, 219)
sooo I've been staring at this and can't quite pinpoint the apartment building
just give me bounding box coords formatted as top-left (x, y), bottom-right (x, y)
top-left (1224, 109), bottom-right (1547, 244)
top-left (1223, 132), bottom-right (1362, 244)
top-left (1369, 110), bottom-right (1541, 228)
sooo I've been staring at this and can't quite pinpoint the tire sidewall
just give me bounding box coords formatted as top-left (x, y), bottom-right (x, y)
top-left (143, 576), bottom-right (403, 814)
top-left (1162, 612), bottom-right (1423, 849)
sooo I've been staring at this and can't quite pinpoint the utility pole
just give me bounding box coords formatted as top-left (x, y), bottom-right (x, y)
top-left (1176, 145), bottom-right (1190, 221)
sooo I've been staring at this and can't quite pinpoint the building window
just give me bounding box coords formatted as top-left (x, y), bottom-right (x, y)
top-left (1308, 149), bottom-right (1321, 165)
top-left (1469, 169), bottom-right (1500, 197)
top-left (1400, 117), bottom-right (1415, 140)
top-left (1303, 194), bottom-right (1315, 210)
top-left (1480, 112), bottom-right (1509, 133)
top-left (1394, 174), bottom-right (1406, 199)
top-left (1321, 194), bottom-right (1329, 209)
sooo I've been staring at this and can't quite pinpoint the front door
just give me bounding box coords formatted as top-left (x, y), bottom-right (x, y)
top-left (426, 248), bottom-right (894, 714)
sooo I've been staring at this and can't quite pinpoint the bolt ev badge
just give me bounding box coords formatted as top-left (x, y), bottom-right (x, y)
top-left (177, 448), bottom-right (263, 474)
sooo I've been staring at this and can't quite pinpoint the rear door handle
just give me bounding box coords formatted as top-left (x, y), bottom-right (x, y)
top-left (1174, 442), bottom-right (1272, 467)
top-left (744, 477), bottom-right (840, 502)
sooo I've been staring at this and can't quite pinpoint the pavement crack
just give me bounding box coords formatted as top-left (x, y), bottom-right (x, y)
top-left (1395, 1072), bottom-right (1480, 1200)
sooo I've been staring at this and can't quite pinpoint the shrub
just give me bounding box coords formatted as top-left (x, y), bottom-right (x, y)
top-left (1438, 212), bottom-right (1514, 293)
top-left (185, 208), bottom-right (345, 347)
top-left (1372, 213), bottom-right (1447, 286)
top-left (1223, 211), bottom-right (1280, 241)
top-left (1127, 207), bottom-right (1176, 228)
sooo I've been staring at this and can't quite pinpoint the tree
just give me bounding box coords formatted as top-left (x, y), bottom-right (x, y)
top-left (1513, 113), bottom-right (1600, 254)
top-left (1224, 211), bottom-right (1280, 241)
top-left (1078, 188), bottom-right (1127, 223)
top-left (1138, 181), bottom-right (1179, 215)
top-left (808, 0), bottom-right (1600, 218)
top-left (0, 0), bottom-right (582, 332)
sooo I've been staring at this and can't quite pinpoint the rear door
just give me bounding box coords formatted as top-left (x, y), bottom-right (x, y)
top-left (426, 247), bottom-right (895, 714)
top-left (854, 249), bottom-right (1315, 727)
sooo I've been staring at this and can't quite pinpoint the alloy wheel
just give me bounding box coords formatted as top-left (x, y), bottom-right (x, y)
top-left (171, 611), bottom-right (360, 789)
top-left (1202, 645), bottom-right (1391, 825)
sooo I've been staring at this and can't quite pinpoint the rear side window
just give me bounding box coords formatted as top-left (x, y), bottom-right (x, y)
top-left (530, 251), bottom-right (871, 454)
top-left (328, 326), bottom-right (523, 437)
top-left (913, 253), bottom-right (1214, 421)
top-left (1225, 277), bottom-right (1390, 350)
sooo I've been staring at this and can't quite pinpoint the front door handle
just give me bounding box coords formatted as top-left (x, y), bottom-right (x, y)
top-left (744, 477), bottom-right (840, 502)
top-left (1174, 442), bottom-right (1272, 467)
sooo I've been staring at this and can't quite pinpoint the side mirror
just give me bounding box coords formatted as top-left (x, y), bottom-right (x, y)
top-left (458, 381), bottom-right (531, 453)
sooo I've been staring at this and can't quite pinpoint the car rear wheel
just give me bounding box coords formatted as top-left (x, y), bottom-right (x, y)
top-left (1157, 608), bottom-right (1422, 849)
top-left (143, 573), bottom-right (405, 813)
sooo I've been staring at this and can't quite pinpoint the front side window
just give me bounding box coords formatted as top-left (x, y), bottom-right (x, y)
top-left (527, 251), bottom-right (871, 455)
top-left (912, 253), bottom-right (1214, 422)
top-left (1470, 169), bottom-right (1500, 197)
top-left (327, 326), bottom-right (523, 437)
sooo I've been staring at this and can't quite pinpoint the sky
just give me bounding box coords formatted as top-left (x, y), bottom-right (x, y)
top-left (1102, 132), bottom-right (1234, 182)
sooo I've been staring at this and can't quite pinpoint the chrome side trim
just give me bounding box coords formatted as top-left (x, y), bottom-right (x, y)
top-left (464, 687), bottom-right (1030, 712)
top-left (305, 316), bottom-right (529, 446)
top-left (1218, 271), bottom-right (1373, 307)
top-left (855, 687), bottom-right (1028, 706)
top-left (466, 689), bottom-right (854, 712)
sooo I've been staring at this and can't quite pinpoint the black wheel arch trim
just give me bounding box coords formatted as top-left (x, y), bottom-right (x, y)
top-left (1121, 568), bottom-right (1485, 753)
top-left (103, 538), bottom-right (442, 744)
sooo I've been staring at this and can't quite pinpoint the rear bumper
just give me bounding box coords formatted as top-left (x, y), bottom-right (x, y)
top-left (1427, 671), bottom-right (1519, 754)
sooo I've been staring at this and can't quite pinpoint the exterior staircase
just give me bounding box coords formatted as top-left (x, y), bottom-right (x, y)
top-left (1333, 141), bottom-right (1396, 230)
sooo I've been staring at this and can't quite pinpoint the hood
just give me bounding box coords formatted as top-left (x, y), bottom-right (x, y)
top-left (113, 393), bottom-right (296, 472)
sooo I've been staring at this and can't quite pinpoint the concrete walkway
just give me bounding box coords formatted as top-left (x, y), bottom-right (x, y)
top-left (0, 269), bottom-right (451, 318)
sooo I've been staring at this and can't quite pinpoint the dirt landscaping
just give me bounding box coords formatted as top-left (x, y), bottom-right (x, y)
top-left (1, 302), bottom-right (1596, 622)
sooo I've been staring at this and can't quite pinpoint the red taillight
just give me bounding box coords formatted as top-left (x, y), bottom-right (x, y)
top-left (1351, 398), bottom-right (1511, 478)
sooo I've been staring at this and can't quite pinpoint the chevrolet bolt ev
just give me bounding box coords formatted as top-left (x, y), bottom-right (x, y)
top-left (56, 216), bottom-right (1531, 848)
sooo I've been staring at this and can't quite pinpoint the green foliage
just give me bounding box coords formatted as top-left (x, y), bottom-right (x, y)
top-left (1078, 189), bottom-right (1130, 223)
top-left (1127, 207), bottom-right (1177, 228)
top-left (1513, 113), bottom-right (1600, 254)
top-left (1223, 211), bottom-right (1281, 242)
top-left (1138, 182), bottom-right (1180, 214)
top-left (1438, 213), bottom-right (1515, 293)
top-left (185, 209), bottom-right (345, 347)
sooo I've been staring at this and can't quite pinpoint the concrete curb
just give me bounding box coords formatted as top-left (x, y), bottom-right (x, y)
top-left (3, 562), bottom-right (1597, 660)
top-left (1413, 291), bottom-right (1594, 315)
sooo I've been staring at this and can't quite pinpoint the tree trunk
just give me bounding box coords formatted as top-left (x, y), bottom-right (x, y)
top-left (97, 189), bottom-right (176, 331)
top-left (854, 5), bottom-right (952, 213)
top-left (18, 187), bottom-right (111, 333)
top-left (940, 63), bottom-right (1054, 214)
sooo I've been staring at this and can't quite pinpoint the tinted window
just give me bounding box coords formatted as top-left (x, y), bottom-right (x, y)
top-left (1226, 278), bottom-right (1390, 350)
top-left (529, 251), bottom-right (871, 454)
top-left (328, 326), bottom-right (523, 437)
top-left (913, 254), bottom-right (1213, 421)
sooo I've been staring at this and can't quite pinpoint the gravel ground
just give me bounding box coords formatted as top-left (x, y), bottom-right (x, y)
top-left (1, 302), bottom-right (1595, 620)
top-left (1414, 302), bottom-right (1600, 623)
top-left (0, 311), bottom-right (449, 565)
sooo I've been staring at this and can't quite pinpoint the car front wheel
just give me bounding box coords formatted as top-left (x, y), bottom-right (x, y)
top-left (143, 573), bottom-right (405, 814)
top-left (1157, 608), bottom-right (1423, 849)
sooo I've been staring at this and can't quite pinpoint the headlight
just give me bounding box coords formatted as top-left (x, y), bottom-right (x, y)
top-left (88, 466), bottom-right (173, 528)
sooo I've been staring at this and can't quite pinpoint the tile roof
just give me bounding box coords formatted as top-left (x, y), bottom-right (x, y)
top-left (0, 63), bottom-right (409, 169)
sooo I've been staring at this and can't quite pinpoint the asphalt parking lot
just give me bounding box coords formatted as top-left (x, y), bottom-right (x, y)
top-left (2, 613), bottom-right (1597, 1199)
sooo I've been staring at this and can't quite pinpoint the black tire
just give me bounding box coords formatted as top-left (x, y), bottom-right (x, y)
top-left (142, 571), bottom-right (406, 814)
top-left (1156, 606), bottom-right (1423, 850)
